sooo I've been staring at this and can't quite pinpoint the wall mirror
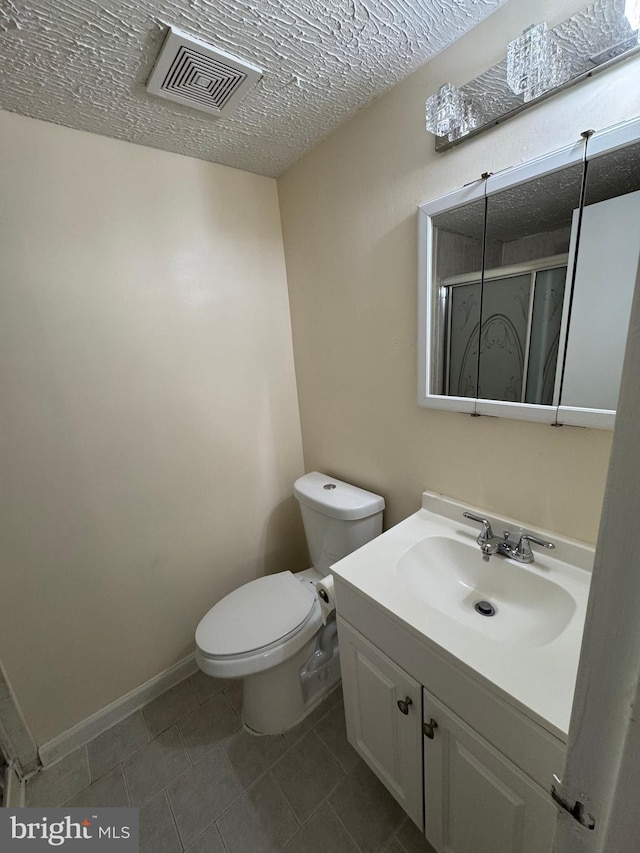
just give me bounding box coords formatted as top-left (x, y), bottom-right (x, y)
top-left (418, 117), bottom-right (640, 429)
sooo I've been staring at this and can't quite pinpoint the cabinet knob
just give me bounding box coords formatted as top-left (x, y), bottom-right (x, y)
top-left (397, 696), bottom-right (413, 715)
top-left (423, 718), bottom-right (438, 739)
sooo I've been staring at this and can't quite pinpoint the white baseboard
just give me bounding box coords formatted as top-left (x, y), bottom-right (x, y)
top-left (38, 654), bottom-right (198, 767)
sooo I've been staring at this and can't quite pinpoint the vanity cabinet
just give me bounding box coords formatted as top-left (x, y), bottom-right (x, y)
top-left (423, 689), bottom-right (557, 853)
top-left (337, 613), bottom-right (564, 853)
top-left (338, 618), bottom-right (423, 827)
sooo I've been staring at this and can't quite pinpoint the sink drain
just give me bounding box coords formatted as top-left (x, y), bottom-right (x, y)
top-left (475, 600), bottom-right (496, 617)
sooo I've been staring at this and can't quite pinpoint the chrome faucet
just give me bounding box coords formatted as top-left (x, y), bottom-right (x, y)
top-left (463, 511), bottom-right (555, 563)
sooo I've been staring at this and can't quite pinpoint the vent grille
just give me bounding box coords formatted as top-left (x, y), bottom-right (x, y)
top-left (147, 27), bottom-right (262, 118)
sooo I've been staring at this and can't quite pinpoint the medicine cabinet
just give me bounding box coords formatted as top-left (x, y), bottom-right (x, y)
top-left (418, 117), bottom-right (640, 429)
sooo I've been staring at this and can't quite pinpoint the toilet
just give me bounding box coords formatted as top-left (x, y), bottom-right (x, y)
top-left (195, 471), bottom-right (384, 734)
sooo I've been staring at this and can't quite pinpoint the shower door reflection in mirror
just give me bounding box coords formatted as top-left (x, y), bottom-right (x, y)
top-left (477, 162), bottom-right (584, 407)
top-left (445, 264), bottom-right (567, 404)
top-left (431, 197), bottom-right (487, 404)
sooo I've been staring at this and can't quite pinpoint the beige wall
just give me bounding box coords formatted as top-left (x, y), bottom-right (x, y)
top-left (0, 110), bottom-right (306, 744)
top-left (278, 0), bottom-right (640, 544)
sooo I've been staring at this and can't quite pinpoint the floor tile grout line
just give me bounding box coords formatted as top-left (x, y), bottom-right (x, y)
top-left (184, 677), bottom-right (199, 707)
top-left (57, 763), bottom-right (131, 810)
top-left (210, 783), bottom-right (245, 831)
top-left (188, 673), bottom-right (206, 706)
top-left (215, 723), bottom-right (290, 790)
top-left (57, 744), bottom-right (92, 808)
top-left (326, 799), bottom-right (364, 853)
top-left (142, 677), bottom-right (200, 740)
top-left (383, 822), bottom-right (406, 853)
top-left (87, 712), bottom-right (152, 786)
top-left (119, 760), bottom-right (133, 808)
top-left (296, 700), bottom-right (332, 733)
top-left (189, 674), bottom-right (232, 706)
top-left (183, 813), bottom-right (223, 853)
top-left (382, 811), bottom-right (409, 852)
top-left (210, 702), bottom-right (347, 822)
top-left (211, 822), bottom-right (229, 853)
top-left (219, 686), bottom-right (240, 723)
top-left (128, 732), bottom-right (209, 811)
top-left (81, 745), bottom-right (90, 804)
top-left (165, 769), bottom-right (243, 853)
top-left (271, 726), bottom-right (346, 794)
top-left (120, 724), bottom-right (177, 780)
top-left (174, 721), bottom-right (196, 767)
top-left (267, 767), bottom-right (303, 830)
top-left (305, 724), bottom-right (345, 769)
top-left (163, 786), bottom-right (187, 851)
top-left (222, 683), bottom-right (243, 717)
top-left (138, 706), bottom-right (153, 742)
top-left (160, 738), bottom-right (215, 799)
top-left (276, 706), bottom-right (332, 758)
top-left (214, 823), bottom-right (232, 853)
top-left (387, 830), bottom-right (407, 853)
top-left (219, 745), bottom-right (244, 795)
top-left (208, 763), bottom-right (291, 841)
top-left (276, 760), bottom-right (348, 833)
top-left (264, 768), bottom-right (302, 839)
top-left (313, 725), bottom-right (355, 775)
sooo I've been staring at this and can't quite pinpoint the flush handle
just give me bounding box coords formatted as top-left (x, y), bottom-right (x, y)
top-left (397, 696), bottom-right (413, 715)
top-left (423, 718), bottom-right (439, 739)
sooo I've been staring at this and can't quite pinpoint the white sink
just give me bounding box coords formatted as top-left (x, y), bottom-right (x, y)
top-left (330, 491), bottom-right (593, 737)
top-left (396, 536), bottom-right (576, 647)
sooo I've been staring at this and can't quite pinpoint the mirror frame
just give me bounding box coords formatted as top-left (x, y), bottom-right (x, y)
top-left (417, 116), bottom-right (640, 430)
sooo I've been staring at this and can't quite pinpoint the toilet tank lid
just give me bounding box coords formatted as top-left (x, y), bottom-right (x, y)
top-left (294, 472), bottom-right (385, 520)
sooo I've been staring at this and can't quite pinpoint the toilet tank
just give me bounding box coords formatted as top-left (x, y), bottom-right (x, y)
top-left (293, 472), bottom-right (385, 573)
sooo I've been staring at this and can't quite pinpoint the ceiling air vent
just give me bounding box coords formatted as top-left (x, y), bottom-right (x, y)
top-left (146, 26), bottom-right (262, 118)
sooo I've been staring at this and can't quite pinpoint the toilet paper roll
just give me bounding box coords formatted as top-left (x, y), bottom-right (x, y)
top-left (317, 575), bottom-right (336, 625)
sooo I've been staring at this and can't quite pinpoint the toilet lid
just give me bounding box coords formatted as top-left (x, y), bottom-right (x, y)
top-left (196, 571), bottom-right (316, 656)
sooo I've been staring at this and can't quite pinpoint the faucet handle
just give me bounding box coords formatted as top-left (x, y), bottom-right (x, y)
top-left (463, 512), bottom-right (494, 544)
top-left (514, 533), bottom-right (555, 563)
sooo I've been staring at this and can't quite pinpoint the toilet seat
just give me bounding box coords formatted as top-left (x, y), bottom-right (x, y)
top-left (195, 571), bottom-right (323, 679)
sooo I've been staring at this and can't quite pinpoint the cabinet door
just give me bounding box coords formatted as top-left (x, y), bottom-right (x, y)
top-left (423, 690), bottom-right (557, 853)
top-left (337, 617), bottom-right (423, 828)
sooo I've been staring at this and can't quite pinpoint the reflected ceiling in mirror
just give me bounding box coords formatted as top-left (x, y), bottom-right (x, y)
top-left (432, 0), bottom-right (640, 150)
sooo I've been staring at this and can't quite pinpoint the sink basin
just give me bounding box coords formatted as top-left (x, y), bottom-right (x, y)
top-left (396, 536), bottom-right (576, 647)
top-left (331, 492), bottom-right (593, 736)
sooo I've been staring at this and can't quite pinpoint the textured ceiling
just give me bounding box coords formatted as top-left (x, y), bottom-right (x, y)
top-left (0, 0), bottom-right (508, 176)
top-left (433, 141), bottom-right (640, 242)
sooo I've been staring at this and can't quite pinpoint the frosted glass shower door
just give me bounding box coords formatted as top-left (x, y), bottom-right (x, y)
top-left (477, 274), bottom-right (530, 402)
top-left (525, 267), bottom-right (567, 406)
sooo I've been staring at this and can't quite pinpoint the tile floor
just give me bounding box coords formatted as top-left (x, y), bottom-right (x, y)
top-left (23, 672), bottom-right (436, 853)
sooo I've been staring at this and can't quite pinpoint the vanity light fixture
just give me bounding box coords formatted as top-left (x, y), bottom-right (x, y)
top-left (425, 84), bottom-right (479, 142)
top-left (424, 0), bottom-right (640, 150)
top-left (506, 22), bottom-right (569, 102)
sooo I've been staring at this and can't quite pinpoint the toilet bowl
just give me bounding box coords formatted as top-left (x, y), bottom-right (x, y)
top-left (195, 472), bottom-right (385, 735)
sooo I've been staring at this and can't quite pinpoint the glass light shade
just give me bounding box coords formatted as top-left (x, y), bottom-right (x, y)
top-left (446, 97), bottom-right (481, 142)
top-left (507, 22), bottom-right (570, 102)
top-left (625, 0), bottom-right (640, 32)
top-left (425, 84), bottom-right (461, 137)
top-left (425, 83), bottom-right (479, 141)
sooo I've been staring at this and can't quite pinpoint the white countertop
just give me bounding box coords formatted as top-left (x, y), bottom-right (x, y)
top-left (331, 491), bottom-right (593, 740)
